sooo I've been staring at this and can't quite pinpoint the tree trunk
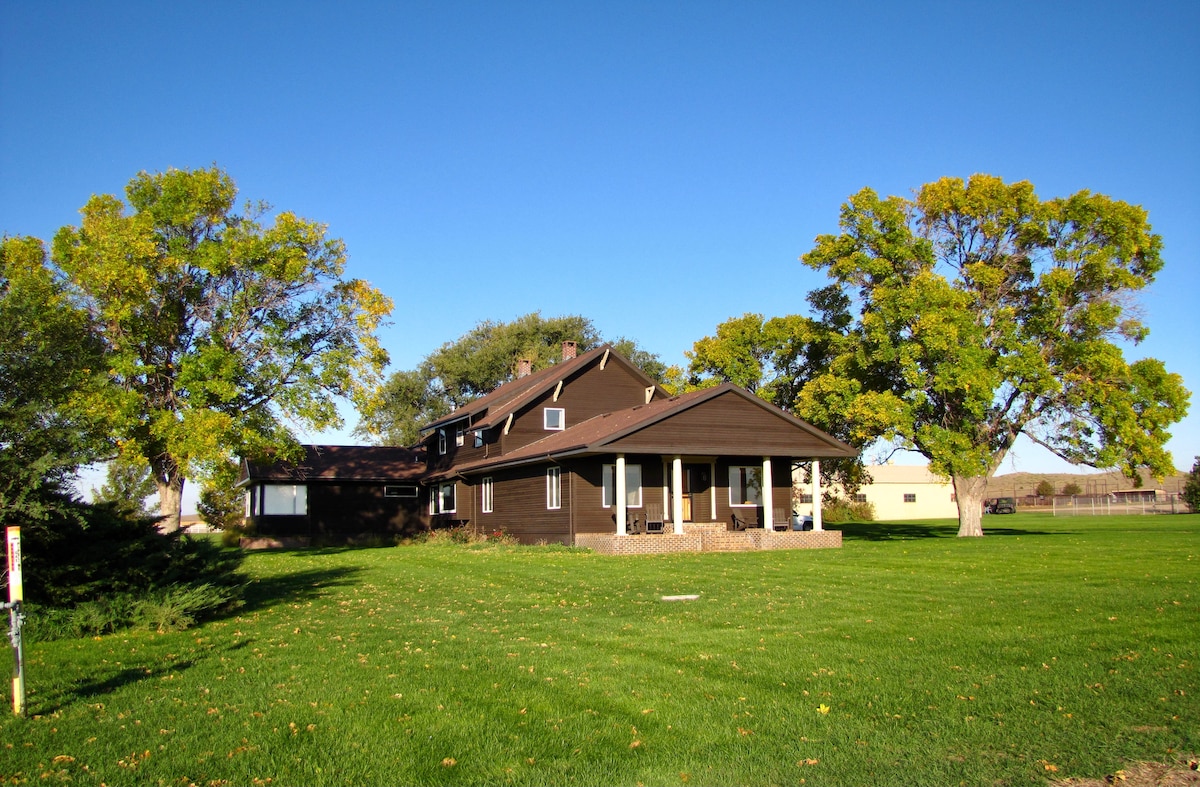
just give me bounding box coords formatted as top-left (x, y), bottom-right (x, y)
top-left (953, 475), bottom-right (987, 537)
top-left (151, 455), bottom-right (185, 533)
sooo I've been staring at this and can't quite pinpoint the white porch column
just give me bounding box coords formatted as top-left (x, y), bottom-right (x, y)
top-left (762, 457), bottom-right (774, 530)
top-left (616, 453), bottom-right (628, 535)
top-left (672, 456), bottom-right (684, 534)
top-left (811, 460), bottom-right (823, 531)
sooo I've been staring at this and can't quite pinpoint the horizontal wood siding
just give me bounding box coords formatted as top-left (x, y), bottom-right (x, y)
top-left (502, 363), bottom-right (650, 454)
top-left (610, 391), bottom-right (839, 455)
top-left (484, 465), bottom-right (572, 544)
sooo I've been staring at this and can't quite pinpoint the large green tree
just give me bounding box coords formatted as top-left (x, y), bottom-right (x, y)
top-left (0, 236), bottom-right (110, 524)
top-left (52, 167), bottom-right (392, 531)
top-left (357, 313), bottom-right (667, 446)
top-left (799, 174), bottom-right (1189, 536)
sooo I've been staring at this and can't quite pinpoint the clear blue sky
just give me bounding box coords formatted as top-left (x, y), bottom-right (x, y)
top-left (3, 1), bottom-right (1197, 484)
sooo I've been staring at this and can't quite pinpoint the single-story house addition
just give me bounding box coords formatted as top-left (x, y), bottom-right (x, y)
top-left (239, 445), bottom-right (428, 543)
top-left (240, 343), bottom-right (856, 553)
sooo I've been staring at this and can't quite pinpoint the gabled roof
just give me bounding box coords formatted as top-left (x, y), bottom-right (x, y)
top-left (421, 344), bottom-right (670, 433)
top-left (240, 444), bottom-right (426, 485)
top-left (427, 383), bottom-right (855, 479)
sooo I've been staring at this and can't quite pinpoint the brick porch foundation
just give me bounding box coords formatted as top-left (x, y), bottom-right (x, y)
top-left (574, 522), bottom-right (841, 555)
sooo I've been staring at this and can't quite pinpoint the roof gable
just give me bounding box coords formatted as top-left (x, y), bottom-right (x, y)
top-left (432, 383), bottom-right (855, 477)
top-left (423, 344), bottom-right (668, 433)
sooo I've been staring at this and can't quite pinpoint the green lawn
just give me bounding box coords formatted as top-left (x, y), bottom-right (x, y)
top-left (3, 514), bottom-right (1197, 786)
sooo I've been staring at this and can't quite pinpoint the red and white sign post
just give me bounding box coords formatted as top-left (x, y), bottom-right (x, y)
top-left (4, 526), bottom-right (25, 717)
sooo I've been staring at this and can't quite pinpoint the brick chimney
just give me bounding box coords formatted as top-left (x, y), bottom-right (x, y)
top-left (562, 341), bottom-right (577, 361)
top-left (517, 358), bottom-right (532, 378)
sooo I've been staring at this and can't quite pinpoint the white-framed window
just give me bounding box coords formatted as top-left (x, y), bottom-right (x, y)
top-left (244, 487), bottom-right (254, 516)
top-left (904, 493), bottom-right (917, 503)
top-left (602, 463), bottom-right (642, 508)
top-left (481, 477), bottom-right (493, 513)
top-left (430, 482), bottom-right (456, 514)
top-left (262, 484), bottom-right (308, 515)
top-left (852, 493), bottom-right (868, 503)
top-left (455, 427), bottom-right (465, 447)
top-left (728, 466), bottom-right (762, 507)
top-left (437, 429), bottom-right (447, 455)
top-left (547, 467), bottom-right (561, 509)
top-left (544, 407), bottom-right (565, 431)
top-left (384, 485), bottom-right (417, 498)
top-left (474, 429), bottom-right (483, 448)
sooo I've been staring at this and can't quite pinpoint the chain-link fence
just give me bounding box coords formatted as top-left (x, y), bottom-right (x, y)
top-left (1050, 493), bottom-right (1190, 516)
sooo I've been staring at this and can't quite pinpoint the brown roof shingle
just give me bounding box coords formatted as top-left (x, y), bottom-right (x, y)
top-left (242, 445), bottom-right (426, 484)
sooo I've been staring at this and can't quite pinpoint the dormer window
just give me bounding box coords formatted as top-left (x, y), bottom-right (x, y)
top-left (437, 429), bottom-right (447, 455)
top-left (544, 407), bottom-right (565, 431)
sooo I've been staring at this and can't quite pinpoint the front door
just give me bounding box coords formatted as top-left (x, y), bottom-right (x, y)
top-left (682, 463), bottom-right (712, 522)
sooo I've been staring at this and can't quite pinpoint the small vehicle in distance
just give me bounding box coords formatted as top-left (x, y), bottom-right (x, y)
top-left (984, 497), bottom-right (1016, 514)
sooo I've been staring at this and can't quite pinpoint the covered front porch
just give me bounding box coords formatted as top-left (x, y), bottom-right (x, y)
top-left (583, 454), bottom-right (838, 554)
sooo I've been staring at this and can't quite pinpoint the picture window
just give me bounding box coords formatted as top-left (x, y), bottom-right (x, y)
top-left (728, 466), bottom-right (762, 507)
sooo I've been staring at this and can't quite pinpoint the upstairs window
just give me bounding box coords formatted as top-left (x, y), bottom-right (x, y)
top-left (904, 493), bottom-right (917, 503)
top-left (544, 407), bottom-right (565, 431)
top-left (437, 429), bottom-right (447, 455)
top-left (474, 429), bottom-right (484, 448)
top-left (455, 427), bottom-right (465, 447)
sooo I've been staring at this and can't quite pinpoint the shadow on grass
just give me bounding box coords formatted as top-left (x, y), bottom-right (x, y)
top-left (34, 640), bottom-right (256, 716)
top-left (833, 521), bottom-right (1064, 541)
top-left (237, 565), bottom-right (365, 614)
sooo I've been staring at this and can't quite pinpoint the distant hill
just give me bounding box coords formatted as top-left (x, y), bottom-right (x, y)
top-left (986, 468), bottom-right (1188, 498)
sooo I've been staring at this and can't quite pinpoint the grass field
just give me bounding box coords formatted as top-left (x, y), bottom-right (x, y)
top-left (2, 513), bottom-right (1197, 786)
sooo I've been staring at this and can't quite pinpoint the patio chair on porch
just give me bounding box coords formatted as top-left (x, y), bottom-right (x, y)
top-left (773, 507), bottom-right (791, 532)
top-left (645, 502), bottom-right (665, 534)
top-left (627, 509), bottom-right (642, 535)
top-left (730, 511), bottom-right (752, 531)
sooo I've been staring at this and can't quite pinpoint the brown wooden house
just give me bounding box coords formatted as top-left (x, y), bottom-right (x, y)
top-left (417, 343), bottom-right (856, 552)
top-left (239, 344), bottom-right (856, 552)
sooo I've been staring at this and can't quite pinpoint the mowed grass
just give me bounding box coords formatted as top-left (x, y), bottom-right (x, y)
top-left (3, 514), bottom-right (1197, 786)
